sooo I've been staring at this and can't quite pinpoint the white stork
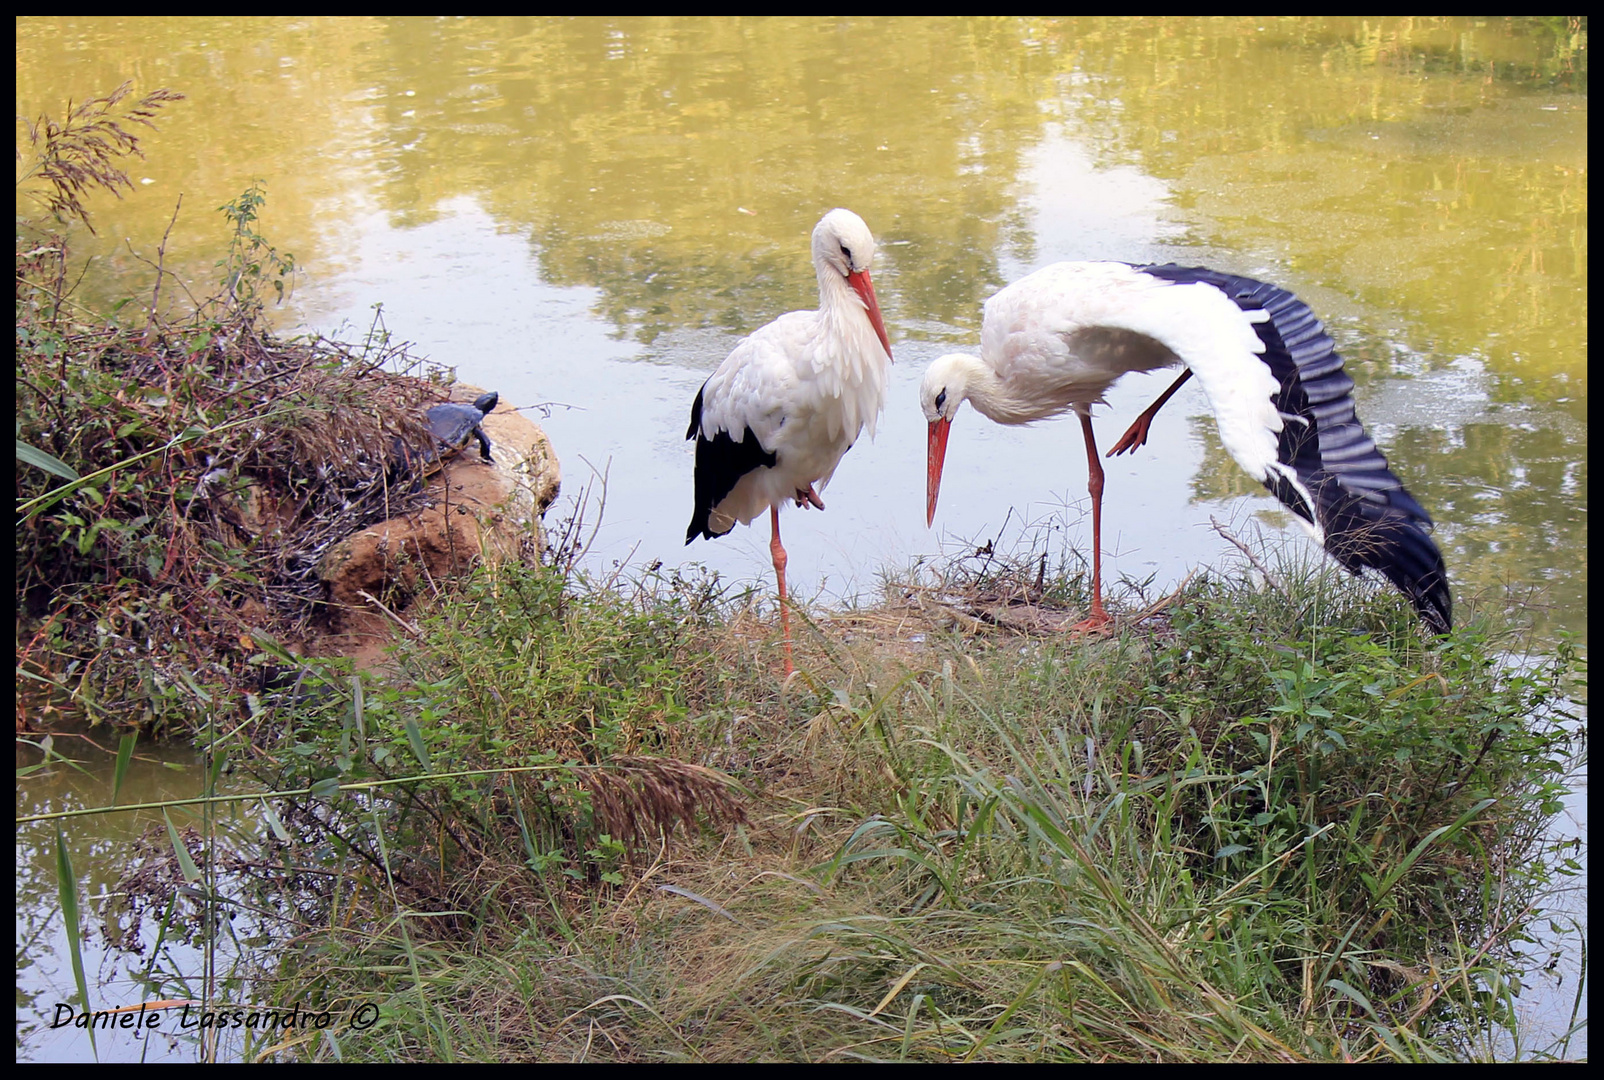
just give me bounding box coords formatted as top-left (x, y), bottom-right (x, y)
top-left (921, 261), bottom-right (1451, 635)
top-left (686, 208), bottom-right (894, 673)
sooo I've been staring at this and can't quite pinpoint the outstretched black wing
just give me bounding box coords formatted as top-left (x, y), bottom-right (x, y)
top-left (1140, 264), bottom-right (1451, 634)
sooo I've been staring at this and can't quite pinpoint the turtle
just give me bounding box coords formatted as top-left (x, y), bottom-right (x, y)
top-left (427, 391), bottom-right (498, 464)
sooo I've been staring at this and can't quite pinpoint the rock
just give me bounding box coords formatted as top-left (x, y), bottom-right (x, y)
top-left (314, 386), bottom-right (560, 659)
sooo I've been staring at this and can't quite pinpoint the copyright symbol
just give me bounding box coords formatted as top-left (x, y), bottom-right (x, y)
top-left (350, 1002), bottom-right (381, 1030)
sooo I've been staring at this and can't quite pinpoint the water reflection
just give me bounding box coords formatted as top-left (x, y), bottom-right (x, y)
top-left (15, 731), bottom-right (247, 1063)
top-left (15, 16), bottom-right (1585, 641)
top-left (13, 17), bottom-right (1590, 1060)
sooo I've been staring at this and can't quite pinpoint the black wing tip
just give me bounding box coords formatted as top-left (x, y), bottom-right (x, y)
top-left (1419, 588), bottom-right (1453, 636)
top-left (1398, 568), bottom-right (1453, 636)
top-left (685, 512), bottom-right (733, 545)
top-left (1410, 553), bottom-right (1453, 636)
top-left (1390, 538), bottom-right (1453, 635)
top-left (687, 384), bottom-right (706, 441)
top-left (1318, 497), bottom-right (1452, 636)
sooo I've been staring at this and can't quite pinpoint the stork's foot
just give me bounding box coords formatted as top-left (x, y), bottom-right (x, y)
top-left (1063, 609), bottom-right (1114, 636)
top-left (794, 485), bottom-right (825, 510)
top-left (1108, 368), bottom-right (1192, 459)
top-left (1106, 416), bottom-right (1153, 457)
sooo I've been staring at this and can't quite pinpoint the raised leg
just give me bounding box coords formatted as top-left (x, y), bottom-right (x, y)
top-left (1107, 368), bottom-right (1192, 458)
top-left (1068, 412), bottom-right (1113, 635)
top-left (770, 504), bottom-right (795, 675)
top-left (794, 484), bottom-right (825, 510)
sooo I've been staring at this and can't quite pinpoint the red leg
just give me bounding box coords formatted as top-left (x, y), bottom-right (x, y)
top-left (770, 504), bottom-right (795, 675)
top-left (794, 484), bottom-right (825, 510)
top-left (1068, 412), bottom-right (1113, 635)
top-left (1107, 368), bottom-right (1192, 458)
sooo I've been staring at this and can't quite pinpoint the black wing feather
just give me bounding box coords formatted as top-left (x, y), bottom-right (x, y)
top-left (1138, 264), bottom-right (1451, 634)
top-left (684, 381), bottom-right (779, 544)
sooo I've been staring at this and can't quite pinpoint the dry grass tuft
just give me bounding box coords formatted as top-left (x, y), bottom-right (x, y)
top-left (586, 756), bottom-right (749, 855)
top-left (17, 81), bottom-right (186, 234)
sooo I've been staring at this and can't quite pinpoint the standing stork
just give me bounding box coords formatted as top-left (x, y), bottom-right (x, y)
top-left (686, 208), bottom-right (894, 674)
top-left (921, 262), bottom-right (1450, 635)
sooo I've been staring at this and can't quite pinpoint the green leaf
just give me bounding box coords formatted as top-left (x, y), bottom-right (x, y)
top-left (404, 717), bottom-right (432, 771)
top-left (1325, 978), bottom-right (1380, 1020)
top-left (16, 438), bottom-right (79, 480)
top-left (163, 810), bottom-right (203, 883)
top-left (55, 824), bottom-right (97, 1059)
top-left (1374, 798), bottom-right (1497, 899)
top-left (258, 798), bottom-right (292, 843)
top-left (111, 732), bottom-right (137, 807)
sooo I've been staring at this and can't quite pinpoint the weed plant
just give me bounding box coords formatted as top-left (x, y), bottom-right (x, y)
top-left (17, 85), bottom-right (457, 735)
top-left (228, 552), bottom-right (1580, 1063)
top-left (17, 83), bottom-right (1584, 1066)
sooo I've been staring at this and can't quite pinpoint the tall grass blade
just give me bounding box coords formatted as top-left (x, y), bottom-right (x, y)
top-left (54, 823), bottom-right (97, 1059)
top-left (163, 808), bottom-right (202, 883)
top-left (257, 797), bottom-right (292, 843)
top-left (870, 962), bottom-right (930, 1017)
top-left (656, 884), bottom-right (741, 924)
top-left (17, 438), bottom-right (79, 480)
top-left (1372, 797), bottom-right (1496, 899)
top-left (110, 731), bottom-right (137, 806)
top-left (404, 716), bottom-right (432, 771)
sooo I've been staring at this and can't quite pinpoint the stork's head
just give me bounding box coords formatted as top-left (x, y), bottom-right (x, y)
top-left (920, 353), bottom-right (977, 527)
top-left (813, 208), bottom-right (876, 278)
top-left (919, 354), bottom-right (976, 426)
top-left (813, 208), bottom-right (892, 361)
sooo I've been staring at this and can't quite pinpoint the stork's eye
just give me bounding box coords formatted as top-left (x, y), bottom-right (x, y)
top-left (840, 244), bottom-right (853, 263)
top-left (935, 389), bottom-right (947, 411)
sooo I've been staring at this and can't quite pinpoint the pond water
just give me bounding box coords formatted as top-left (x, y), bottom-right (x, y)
top-left (15, 730), bottom-right (262, 1063)
top-left (16, 15), bottom-right (1587, 640)
top-left (16, 15), bottom-right (1587, 1061)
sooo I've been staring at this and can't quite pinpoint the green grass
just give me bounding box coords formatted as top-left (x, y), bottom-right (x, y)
top-left (196, 554), bottom-right (1581, 1063)
top-left (18, 83), bottom-right (1582, 1063)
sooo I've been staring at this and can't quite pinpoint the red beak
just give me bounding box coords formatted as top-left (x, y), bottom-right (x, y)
top-left (847, 269), bottom-right (893, 362)
top-left (926, 417), bottom-right (951, 527)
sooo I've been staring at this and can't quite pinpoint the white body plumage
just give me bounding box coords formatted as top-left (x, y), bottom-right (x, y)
top-left (921, 260), bottom-right (1450, 634)
top-left (685, 207), bottom-right (895, 675)
top-left (943, 261), bottom-right (1303, 521)
top-left (686, 208), bottom-right (893, 541)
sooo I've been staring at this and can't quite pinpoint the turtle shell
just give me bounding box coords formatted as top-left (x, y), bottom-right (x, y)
top-left (425, 391), bottom-right (498, 461)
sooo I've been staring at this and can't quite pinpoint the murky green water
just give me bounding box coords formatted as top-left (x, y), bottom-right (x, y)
top-left (15, 730), bottom-right (257, 1063)
top-left (15, 16), bottom-right (1588, 1060)
top-left (16, 16), bottom-right (1587, 642)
